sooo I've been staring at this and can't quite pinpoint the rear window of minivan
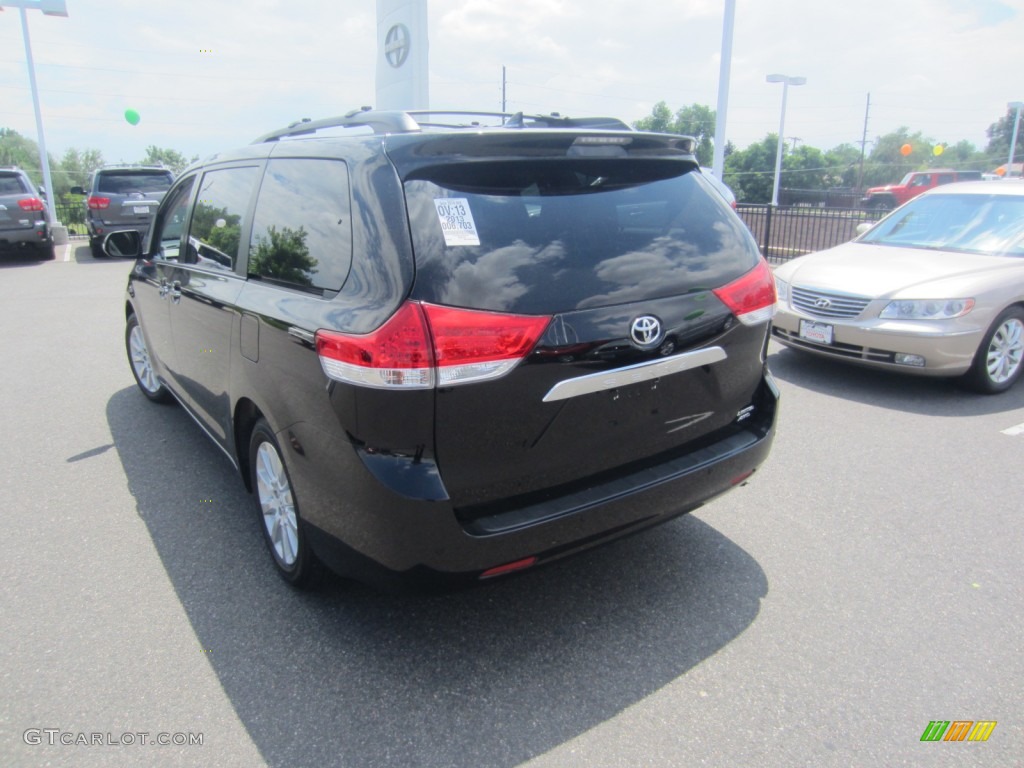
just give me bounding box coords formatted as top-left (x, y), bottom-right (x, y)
top-left (405, 161), bottom-right (760, 314)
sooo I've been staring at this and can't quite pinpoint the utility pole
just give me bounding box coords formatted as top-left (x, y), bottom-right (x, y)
top-left (857, 93), bottom-right (870, 191)
top-left (787, 137), bottom-right (801, 150)
top-left (502, 65), bottom-right (506, 113)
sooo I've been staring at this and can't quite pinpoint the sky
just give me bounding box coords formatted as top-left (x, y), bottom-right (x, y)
top-left (2, 0), bottom-right (1023, 168)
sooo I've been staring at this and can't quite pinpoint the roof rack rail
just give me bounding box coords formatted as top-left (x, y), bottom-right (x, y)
top-left (253, 107), bottom-right (633, 143)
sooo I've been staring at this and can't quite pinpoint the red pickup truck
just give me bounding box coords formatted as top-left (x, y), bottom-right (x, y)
top-left (861, 169), bottom-right (983, 210)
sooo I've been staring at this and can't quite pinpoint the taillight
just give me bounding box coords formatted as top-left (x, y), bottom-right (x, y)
top-left (315, 301), bottom-right (551, 389)
top-left (18, 197), bottom-right (44, 212)
top-left (712, 259), bottom-right (776, 326)
top-left (422, 303), bottom-right (551, 386)
top-left (316, 302), bottom-right (434, 390)
top-left (87, 196), bottom-right (110, 210)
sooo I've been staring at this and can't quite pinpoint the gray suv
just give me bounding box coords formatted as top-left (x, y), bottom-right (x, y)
top-left (0, 166), bottom-right (52, 260)
top-left (72, 164), bottom-right (174, 258)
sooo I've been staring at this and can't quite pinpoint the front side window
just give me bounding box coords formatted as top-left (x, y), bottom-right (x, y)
top-left (149, 176), bottom-right (195, 261)
top-left (248, 159), bottom-right (352, 292)
top-left (186, 166), bottom-right (260, 270)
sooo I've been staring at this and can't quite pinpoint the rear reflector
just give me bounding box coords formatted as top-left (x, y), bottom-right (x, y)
top-left (479, 556), bottom-right (538, 579)
top-left (87, 196), bottom-right (110, 210)
top-left (18, 197), bottom-right (44, 212)
top-left (712, 259), bottom-right (776, 326)
top-left (316, 301), bottom-right (551, 390)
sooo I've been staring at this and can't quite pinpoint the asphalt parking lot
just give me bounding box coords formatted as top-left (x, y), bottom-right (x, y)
top-left (1, 243), bottom-right (1022, 767)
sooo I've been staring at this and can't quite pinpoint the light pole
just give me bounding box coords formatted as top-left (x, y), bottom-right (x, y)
top-left (1008, 101), bottom-right (1023, 177)
top-left (1, 0), bottom-right (68, 241)
top-left (766, 73), bottom-right (806, 206)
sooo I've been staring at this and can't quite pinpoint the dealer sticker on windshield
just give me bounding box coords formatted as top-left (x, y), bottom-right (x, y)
top-left (434, 198), bottom-right (480, 246)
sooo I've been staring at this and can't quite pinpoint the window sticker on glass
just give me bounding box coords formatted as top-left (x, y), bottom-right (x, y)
top-left (433, 198), bottom-right (480, 246)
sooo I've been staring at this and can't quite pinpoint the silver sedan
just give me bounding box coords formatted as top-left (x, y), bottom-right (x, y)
top-left (771, 181), bottom-right (1024, 393)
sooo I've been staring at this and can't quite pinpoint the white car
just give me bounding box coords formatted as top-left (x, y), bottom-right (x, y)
top-left (772, 181), bottom-right (1024, 393)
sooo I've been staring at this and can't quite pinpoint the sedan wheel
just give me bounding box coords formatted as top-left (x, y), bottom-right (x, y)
top-left (125, 314), bottom-right (171, 403)
top-left (962, 307), bottom-right (1024, 393)
top-left (249, 419), bottom-right (322, 587)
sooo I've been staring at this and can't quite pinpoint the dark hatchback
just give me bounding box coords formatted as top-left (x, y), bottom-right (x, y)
top-left (116, 109), bottom-right (779, 590)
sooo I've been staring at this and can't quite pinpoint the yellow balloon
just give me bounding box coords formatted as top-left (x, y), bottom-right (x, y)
top-left (933, 145), bottom-right (944, 156)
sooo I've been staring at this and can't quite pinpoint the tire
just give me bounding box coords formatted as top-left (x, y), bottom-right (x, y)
top-left (960, 307), bottom-right (1024, 394)
top-left (36, 243), bottom-right (54, 261)
top-left (249, 418), bottom-right (322, 588)
top-left (869, 197), bottom-right (893, 211)
top-left (125, 314), bottom-right (172, 403)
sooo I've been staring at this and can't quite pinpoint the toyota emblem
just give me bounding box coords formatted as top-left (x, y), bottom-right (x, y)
top-left (630, 315), bottom-right (662, 347)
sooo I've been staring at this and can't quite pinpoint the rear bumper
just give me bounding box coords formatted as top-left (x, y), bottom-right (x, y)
top-left (0, 222), bottom-right (50, 249)
top-left (291, 371), bottom-right (779, 590)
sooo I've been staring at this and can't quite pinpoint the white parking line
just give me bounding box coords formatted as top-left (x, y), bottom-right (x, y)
top-left (1001, 422), bottom-right (1024, 436)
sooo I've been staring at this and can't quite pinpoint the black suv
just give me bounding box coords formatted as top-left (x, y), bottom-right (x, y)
top-left (0, 166), bottom-right (52, 259)
top-left (73, 164), bottom-right (174, 258)
top-left (113, 109), bottom-right (779, 590)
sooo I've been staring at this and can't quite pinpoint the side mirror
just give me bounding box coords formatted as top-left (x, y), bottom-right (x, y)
top-left (104, 230), bottom-right (142, 259)
top-left (855, 222), bottom-right (874, 237)
top-left (70, 186), bottom-right (86, 195)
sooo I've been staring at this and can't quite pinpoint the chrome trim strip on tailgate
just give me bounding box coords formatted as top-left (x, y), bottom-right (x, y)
top-left (542, 346), bottom-right (727, 403)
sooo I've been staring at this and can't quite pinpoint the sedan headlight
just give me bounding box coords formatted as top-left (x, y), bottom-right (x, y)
top-left (773, 276), bottom-right (789, 303)
top-left (879, 298), bottom-right (975, 320)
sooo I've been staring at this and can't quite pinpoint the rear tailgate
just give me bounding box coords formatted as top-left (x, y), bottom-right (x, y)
top-left (397, 137), bottom-right (770, 513)
top-left (96, 170), bottom-right (173, 226)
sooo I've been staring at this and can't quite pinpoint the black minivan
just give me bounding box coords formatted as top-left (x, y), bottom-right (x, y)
top-left (115, 109), bottom-right (779, 589)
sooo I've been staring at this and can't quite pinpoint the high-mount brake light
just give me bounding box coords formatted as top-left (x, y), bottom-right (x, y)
top-left (316, 302), bottom-right (551, 390)
top-left (712, 259), bottom-right (777, 326)
top-left (572, 136), bottom-right (632, 146)
top-left (18, 198), bottom-right (44, 212)
top-left (87, 196), bottom-right (110, 210)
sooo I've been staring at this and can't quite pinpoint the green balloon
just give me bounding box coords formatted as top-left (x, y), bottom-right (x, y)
top-left (124, 109), bottom-right (141, 126)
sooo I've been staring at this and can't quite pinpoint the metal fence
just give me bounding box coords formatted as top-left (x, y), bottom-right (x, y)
top-left (737, 205), bottom-right (886, 264)
top-left (52, 201), bottom-right (88, 237)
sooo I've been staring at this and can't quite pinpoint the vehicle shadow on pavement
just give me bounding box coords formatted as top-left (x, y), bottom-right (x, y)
top-left (107, 387), bottom-right (768, 768)
top-left (768, 343), bottom-right (1024, 416)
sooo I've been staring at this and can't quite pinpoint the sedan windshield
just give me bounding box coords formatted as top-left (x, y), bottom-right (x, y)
top-left (859, 193), bottom-right (1024, 257)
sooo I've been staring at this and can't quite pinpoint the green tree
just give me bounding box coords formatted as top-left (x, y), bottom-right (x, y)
top-left (141, 145), bottom-right (196, 175)
top-left (634, 102), bottom-right (717, 166)
top-left (985, 107), bottom-right (1024, 165)
top-left (823, 143), bottom-right (862, 188)
top-left (56, 147), bottom-right (104, 196)
top-left (249, 225), bottom-right (318, 286)
top-left (862, 127), bottom-right (935, 187)
top-left (0, 128), bottom-right (48, 187)
top-left (724, 135), bottom-right (778, 203)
